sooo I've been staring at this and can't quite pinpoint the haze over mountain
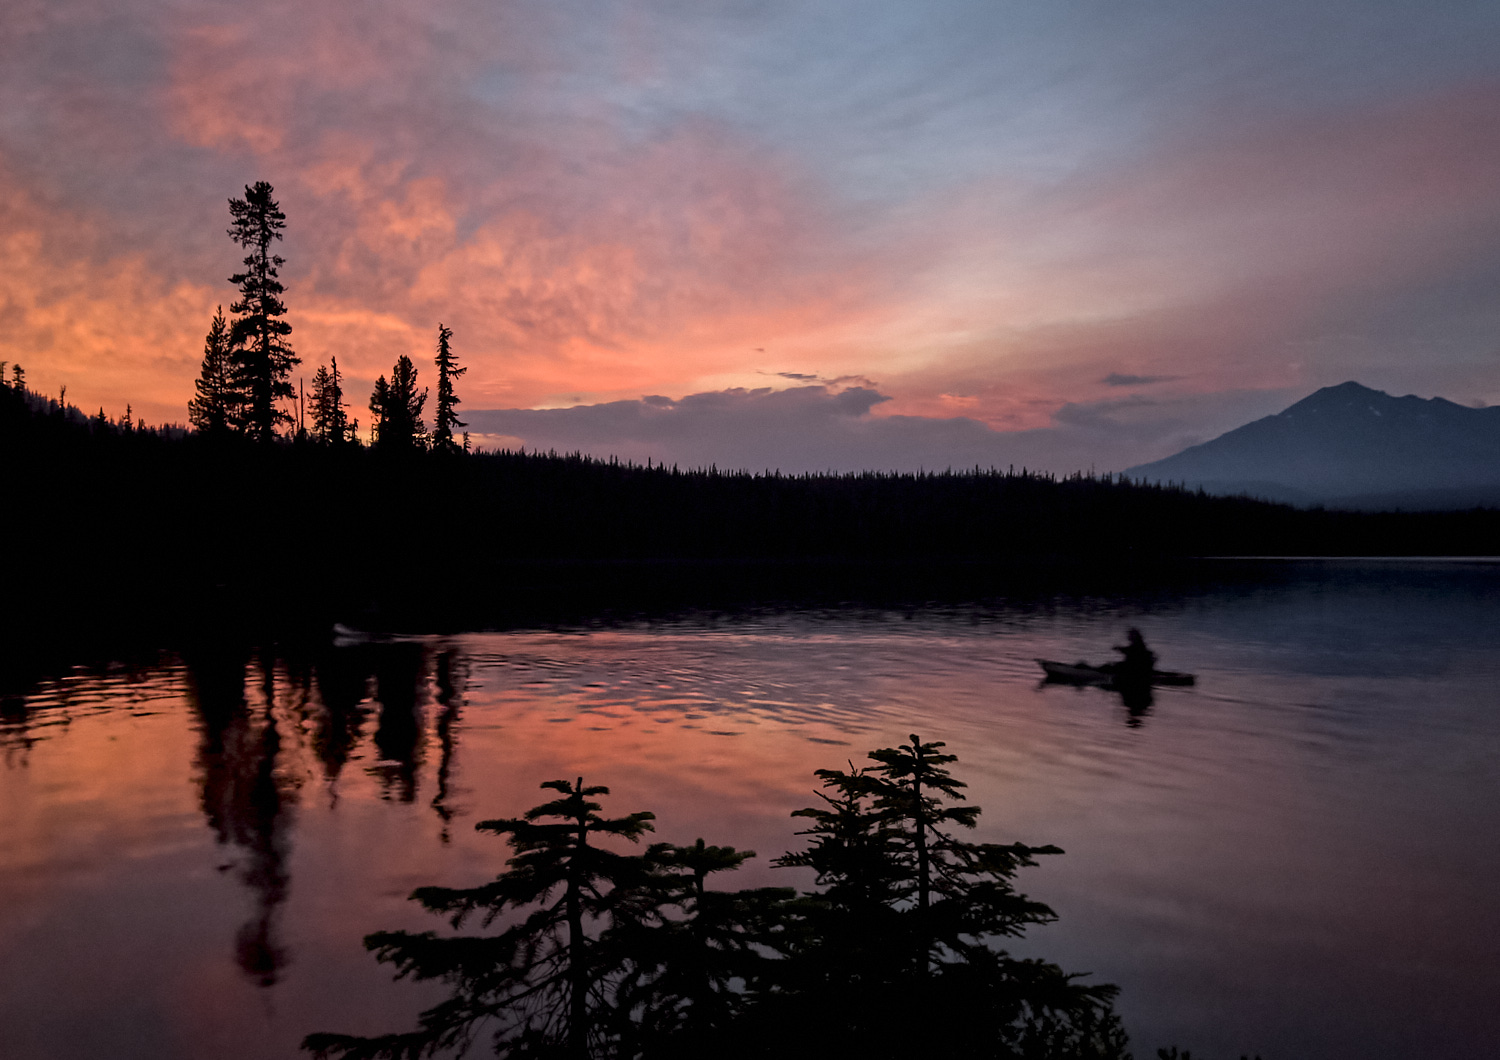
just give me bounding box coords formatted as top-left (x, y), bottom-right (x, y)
top-left (1124, 382), bottom-right (1500, 510)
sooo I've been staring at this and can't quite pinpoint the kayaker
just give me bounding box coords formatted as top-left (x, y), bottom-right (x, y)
top-left (1113, 628), bottom-right (1157, 680)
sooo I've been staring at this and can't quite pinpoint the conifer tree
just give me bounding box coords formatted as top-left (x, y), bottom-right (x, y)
top-left (227, 181), bottom-right (297, 441)
top-left (764, 738), bottom-right (1126, 1059)
top-left (430, 323), bottom-right (466, 454)
top-left (369, 355), bottom-right (427, 450)
top-left (306, 748), bottom-right (1130, 1060)
top-left (309, 356), bottom-right (352, 445)
top-left (866, 735), bottom-right (977, 923)
top-left (303, 778), bottom-right (656, 1060)
top-left (309, 366), bottom-right (334, 441)
top-left (775, 763), bottom-right (908, 912)
top-left (189, 307), bottom-right (238, 435)
top-left (608, 839), bottom-right (786, 1057)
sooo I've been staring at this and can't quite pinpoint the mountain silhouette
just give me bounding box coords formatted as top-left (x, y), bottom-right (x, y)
top-left (1124, 382), bottom-right (1500, 509)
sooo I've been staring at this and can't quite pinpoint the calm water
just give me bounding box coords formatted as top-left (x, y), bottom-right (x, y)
top-left (4, 562), bottom-right (1499, 1059)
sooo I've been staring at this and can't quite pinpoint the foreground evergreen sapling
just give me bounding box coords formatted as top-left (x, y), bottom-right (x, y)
top-left (303, 745), bottom-right (1128, 1060)
top-left (304, 778), bottom-right (657, 1060)
top-left (604, 839), bottom-right (791, 1058)
top-left (759, 736), bottom-right (1126, 1059)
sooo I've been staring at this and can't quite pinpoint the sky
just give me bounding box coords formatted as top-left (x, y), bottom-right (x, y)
top-left (4, 0), bottom-right (1500, 472)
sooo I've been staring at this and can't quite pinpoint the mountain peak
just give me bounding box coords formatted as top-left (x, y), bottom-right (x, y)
top-left (1276, 381), bottom-right (1475, 421)
top-left (1281, 381), bottom-right (1392, 414)
top-left (1123, 381), bottom-right (1500, 505)
top-left (1315, 380), bottom-right (1381, 395)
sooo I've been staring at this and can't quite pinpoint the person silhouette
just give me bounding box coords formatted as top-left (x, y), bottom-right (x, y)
top-left (1112, 628), bottom-right (1157, 681)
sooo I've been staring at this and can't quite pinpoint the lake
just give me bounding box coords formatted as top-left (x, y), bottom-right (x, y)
top-left (3, 560), bottom-right (1499, 1059)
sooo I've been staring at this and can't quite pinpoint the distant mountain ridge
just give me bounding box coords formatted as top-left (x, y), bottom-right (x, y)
top-left (1124, 382), bottom-right (1500, 509)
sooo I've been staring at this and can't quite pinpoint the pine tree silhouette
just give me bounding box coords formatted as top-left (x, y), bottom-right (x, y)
top-left (189, 307), bottom-right (238, 435)
top-left (760, 738), bottom-right (1126, 1059)
top-left (227, 182), bottom-right (297, 441)
top-left (605, 838), bottom-right (786, 1058)
top-left (369, 355), bottom-right (427, 450)
top-left (304, 778), bottom-right (656, 1060)
top-left (309, 356), bottom-right (352, 445)
top-left (304, 746), bottom-right (1129, 1060)
top-left (431, 323), bottom-right (466, 454)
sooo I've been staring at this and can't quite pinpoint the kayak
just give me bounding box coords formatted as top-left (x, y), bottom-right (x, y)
top-left (1036, 659), bottom-right (1195, 687)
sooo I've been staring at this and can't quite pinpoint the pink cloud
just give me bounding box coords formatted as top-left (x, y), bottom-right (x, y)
top-left (4, 0), bottom-right (1500, 467)
top-left (868, 79), bottom-right (1500, 432)
top-left (0, 164), bottom-right (218, 422)
top-left (2, 0), bottom-right (891, 423)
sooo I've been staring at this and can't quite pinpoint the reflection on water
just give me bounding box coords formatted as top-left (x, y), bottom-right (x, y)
top-left (1117, 682), bottom-right (1153, 725)
top-left (2, 562), bottom-right (1500, 1059)
top-left (430, 649), bottom-right (465, 842)
top-left (308, 646), bottom-right (372, 787)
top-left (369, 644), bottom-right (426, 803)
top-left (184, 646), bottom-right (299, 987)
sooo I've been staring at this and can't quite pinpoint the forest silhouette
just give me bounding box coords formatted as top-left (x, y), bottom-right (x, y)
top-left (6, 178), bottom-right (1500, 649)
top-left (6, 363), bottom-right (1500, 649)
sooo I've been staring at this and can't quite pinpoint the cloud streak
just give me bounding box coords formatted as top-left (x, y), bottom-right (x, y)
top-left (1102, 374), bottom-right (1180, 388)
top-left (466, 383), bottom-right (1298, 475)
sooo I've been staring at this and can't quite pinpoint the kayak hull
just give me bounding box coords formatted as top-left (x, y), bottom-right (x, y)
top-left (1036, 659), bottom-right (1195, 687)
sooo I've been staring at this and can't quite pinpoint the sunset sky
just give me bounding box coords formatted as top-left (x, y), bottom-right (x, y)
top-left (5, 0), bottom-right (1500, 472)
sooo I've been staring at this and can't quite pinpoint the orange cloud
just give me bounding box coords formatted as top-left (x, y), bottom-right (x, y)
top-left (0, 166), bottom-right (219, 423)
top-left (6, 0), bottom-right (1500, 462)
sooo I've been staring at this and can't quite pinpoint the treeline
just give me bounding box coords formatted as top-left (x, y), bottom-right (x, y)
top-left (8, 179), bottom-right (1498, 638)
top-left (7, 372), bottom-right (1500, 637)
top-left (186, 181), bottom-right (468, 453)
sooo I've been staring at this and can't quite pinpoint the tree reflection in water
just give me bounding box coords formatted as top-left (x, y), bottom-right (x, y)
top-left (309, 646), bottom-right (375, 794)
top-left (184, 645), bottom-right (300, 988)
top-left (369, 644), bottom-right (426, 803)
top-left (430, 648), bottom-right (465, 842)
top-left (0, 691), bottom-right (36, 764)
top-left (181, 638), bottom-right (462, 986)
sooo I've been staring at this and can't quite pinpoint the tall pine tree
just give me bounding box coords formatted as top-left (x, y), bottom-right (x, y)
top-left (430, 323), bottom-right (466, 454)
top-left (188, 307), bottom-right (238, 435)
top-left (227, 181), bottom-right (297, 441)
